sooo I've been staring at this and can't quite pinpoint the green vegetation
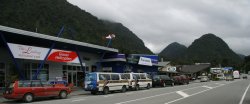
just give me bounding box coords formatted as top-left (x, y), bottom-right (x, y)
top-left (0, 0), bottom-right (152, 54)
top-left (160, 33), bottom-right (243, 66)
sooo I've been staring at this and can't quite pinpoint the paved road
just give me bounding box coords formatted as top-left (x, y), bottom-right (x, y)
top-left (1, 79), bottom-right (250, 104)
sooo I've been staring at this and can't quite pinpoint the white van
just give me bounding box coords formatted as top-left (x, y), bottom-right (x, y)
top-left (85, 72), bottom-right (129, 95)
top-left (121, 73), bottom-right (152, 90)
top-left (233, 70), bottom-right (240, 79)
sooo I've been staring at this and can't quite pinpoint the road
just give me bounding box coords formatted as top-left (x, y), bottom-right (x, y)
top-left (1, 79), bottom-right (250, 104)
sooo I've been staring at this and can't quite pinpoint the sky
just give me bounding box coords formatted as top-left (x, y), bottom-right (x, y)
top-left (67, 0), bottom-right (250, 56)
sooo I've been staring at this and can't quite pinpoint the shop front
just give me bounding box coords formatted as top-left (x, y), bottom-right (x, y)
top-left (0, 25), bottom-right (118, 87)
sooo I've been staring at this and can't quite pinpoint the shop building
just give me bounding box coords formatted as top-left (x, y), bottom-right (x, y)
top-left (0, 25), bottom-right (118, 88)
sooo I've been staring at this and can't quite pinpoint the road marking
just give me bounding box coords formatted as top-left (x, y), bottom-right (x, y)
top-left (202, 86), bottom-right (213, 89)
top-left (71, 98), bottom-right (86, 102)
top-left (104, 95), bottom-right (114, 97)
top-left (115, 92), bottom-right (176, 104)
top-left (115, 84), bottom-right (213, 104)
top-left (176, 91), bottom-right (189, 98)
top-left (165, 80), bottom-right (241, 104)
top-left (125, 92), bottom-right (134, 95)
top-left (239, 82), bottom-right (250, 104)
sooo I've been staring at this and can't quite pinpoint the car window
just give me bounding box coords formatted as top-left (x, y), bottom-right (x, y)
top-left (111, 74), bottom-right (120, 80)
top-left (99, 74), bottom-right (110, 80)
top-left (18, 81), bottom-right (31, 87)
top-left (140, 74), bottom-right (146, 79)
top-left (153, 76), bottom-right (160, 80)
top-left (31, 81), bottom-right (42, 87)
top-left (41, 81), bottom-right (52, 87)
top-left (133, 74), bottom-right (140, 79)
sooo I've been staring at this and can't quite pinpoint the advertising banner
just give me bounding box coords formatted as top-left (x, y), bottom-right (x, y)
top-left (47, 50), bottom-right (80, 63)
top-left (7, 43), bottom-right (80, 63)
top-left (7, 43), bottom-right (49, 60)
top-left (138, 57), bottom-right (152, 66)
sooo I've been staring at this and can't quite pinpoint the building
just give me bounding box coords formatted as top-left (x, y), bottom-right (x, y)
top-left (0, 25), bottom-right (118, 87)
top-left (158, 61), bottom-right (179, 78)
top-left (179, 63), bottom-right (211, 78)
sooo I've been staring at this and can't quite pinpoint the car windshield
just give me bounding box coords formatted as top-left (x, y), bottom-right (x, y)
top-left (85, 73), bottom-right (96, 81)
top-left (153, 76), bottom-right (160, 80)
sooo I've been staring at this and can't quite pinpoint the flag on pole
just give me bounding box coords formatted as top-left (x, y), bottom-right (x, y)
top-left (105, 34), bottom-right (115, 39)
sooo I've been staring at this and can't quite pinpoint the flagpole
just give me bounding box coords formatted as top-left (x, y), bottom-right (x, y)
top-left (97, 34), bottom-right (114, 72)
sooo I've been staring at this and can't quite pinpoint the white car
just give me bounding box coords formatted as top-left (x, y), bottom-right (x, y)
top-left (200, 76), bottom-right (209, 82)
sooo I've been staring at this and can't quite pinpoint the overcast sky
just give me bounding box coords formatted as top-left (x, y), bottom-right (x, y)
top-left (67, 0), bottom-right (250, 56)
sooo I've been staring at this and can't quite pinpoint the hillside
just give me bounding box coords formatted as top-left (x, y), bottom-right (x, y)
top-left (186, 33), bottom-right (242, 66)
top-left (0, 0), bottom-right (152, 54)
top-left (159, 42), bottom-right (187, 61)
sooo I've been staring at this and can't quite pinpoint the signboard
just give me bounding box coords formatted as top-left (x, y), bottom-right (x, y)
top-left (7, 43), bottom-right (48, 60)
top-left (138, 57), bottom-right (152, 66)
top-left (7, 43), bottom-right (80, 63)
top-left (47, 50), bottom-right (80, 63)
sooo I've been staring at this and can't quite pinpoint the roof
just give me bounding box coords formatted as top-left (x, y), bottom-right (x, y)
top-left (0, 25), bottom-right (118, 53)
top-left (180, 64), bottom-right (211, 73)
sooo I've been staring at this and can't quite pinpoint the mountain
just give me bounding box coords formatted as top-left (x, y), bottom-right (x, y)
top-left (186, 33), bottom-right (242, 66)
top-left (159, 42), bottom-right (187, 61)
top-left (238, 54), bottom-right (246, 60)
top-left (0, 0), bottom-right (152, 54)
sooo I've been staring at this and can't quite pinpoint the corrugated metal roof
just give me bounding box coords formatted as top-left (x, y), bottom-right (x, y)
top-left (0, 25), bottom-right (118, 53)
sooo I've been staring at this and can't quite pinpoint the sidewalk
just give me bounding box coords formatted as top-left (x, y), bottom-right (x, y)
top-left (70, 87), bottom-right (89, 96)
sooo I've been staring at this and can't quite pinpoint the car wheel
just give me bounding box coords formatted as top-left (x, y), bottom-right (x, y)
top-left (23, 93), bottom-right (33, 103)
top-left (146, 83), bottom-right (151, 89)
top-left (91, 91), bottom-right (97, 95)
top-left (103, 87), bottom-right (109, 95)
top-left (135, 84), bottom-right (139, 91)
top-left (162, 83), bottom-right (166, 87)
top-left (121, 86), bottom-right (126, 93)
top-left (59, 91), bottom-right (68, 99)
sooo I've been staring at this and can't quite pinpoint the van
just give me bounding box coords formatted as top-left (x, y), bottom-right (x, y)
top-left (84, 72), bottom-right (129, 95)
top-left (122, 73), bottom-right (152, 90)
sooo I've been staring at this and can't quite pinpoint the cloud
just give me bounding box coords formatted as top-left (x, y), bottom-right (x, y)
top-left (67, 0), bottom-right (250, 55)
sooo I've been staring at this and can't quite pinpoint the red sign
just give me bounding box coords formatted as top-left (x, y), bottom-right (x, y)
top-left (47, 50), bottom-right (79, 63)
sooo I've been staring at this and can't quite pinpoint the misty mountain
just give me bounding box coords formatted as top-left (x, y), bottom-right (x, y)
top-left (0, 0), bottom-right (152, 54)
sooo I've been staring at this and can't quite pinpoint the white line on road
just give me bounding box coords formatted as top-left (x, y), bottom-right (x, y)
top-left (239, 82), bottom-right (250, 104)
top-left (165, 80), bottom-right (241, 104)
top-left (71, 98), bottom-right (86, 102)
top-left (202, 86), bottom-right (213, 89)
top-left (176, 91), bottom-right (189, 98)
top-left (104, 95), bottom-right (114, 97)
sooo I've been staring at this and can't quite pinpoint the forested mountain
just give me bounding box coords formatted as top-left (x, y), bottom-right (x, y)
top-left (186, 33), bottom-right (242, 66)
top-left (0, 0), bottom-right (152, 54)
top-left (159, 42), bottom-right (187, 61)
top-left (159, 34), bottom-right (242, 66)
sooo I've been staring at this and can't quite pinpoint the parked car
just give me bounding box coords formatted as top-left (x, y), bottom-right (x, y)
top-left (243, 75), bottom-right (248, 79)
top-left (152, 75), bottom-right (174, 87)
top-left (225, 75), bottom-right (234, 81)
top-left (3, 80), bottom-right (72, 103)
top-left (200, 76), bottom-right (209, 82)
top-left (173, 75), bottom-right (189, 85)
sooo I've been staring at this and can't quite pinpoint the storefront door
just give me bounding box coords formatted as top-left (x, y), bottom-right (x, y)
top-left (68, 71), bottom-right (77, 86)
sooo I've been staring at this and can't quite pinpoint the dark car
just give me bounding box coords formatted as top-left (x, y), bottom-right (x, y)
top-left (152, 75), bottom-right (174, 87)
top-left (243, 75), bottom-right (248, 79)
top-left (173, 75), bottom-right (189, 85)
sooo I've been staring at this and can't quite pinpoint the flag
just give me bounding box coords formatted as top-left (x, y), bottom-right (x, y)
top-left (105, 34), bottom-right (115, 39)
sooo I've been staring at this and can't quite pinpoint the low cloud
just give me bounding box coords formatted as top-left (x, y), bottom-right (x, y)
top-left (68, 0), bottom-right (250, 55)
